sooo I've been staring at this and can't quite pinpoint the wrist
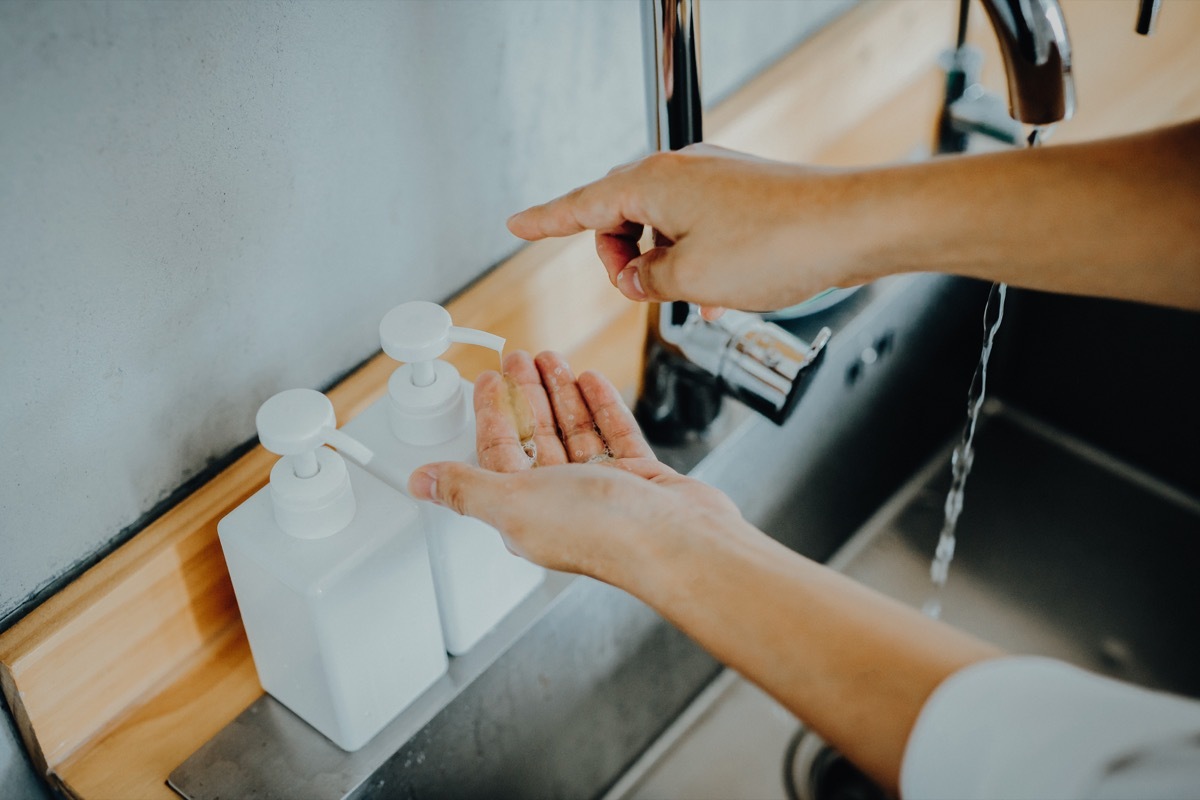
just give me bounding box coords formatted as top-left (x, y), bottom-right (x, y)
top-left (776, 167), bottom-right (895, 298)
top-left (604, 506), bottom-right (759, 609)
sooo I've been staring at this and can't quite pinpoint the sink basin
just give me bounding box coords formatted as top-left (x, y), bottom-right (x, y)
top-left (171, 273), bottom-right (1199, 800)
top-left (604, 400), bottom-right (1200, 800)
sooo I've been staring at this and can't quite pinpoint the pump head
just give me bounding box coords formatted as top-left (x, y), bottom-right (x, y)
top-left (380, 301), bottom-right (504, 387)
top-left (255, 389), bottom-right (373, 539)
top-left (256, 389), bottom-right (373, 476)
top-left (377, 301), bottom-right (506, 446)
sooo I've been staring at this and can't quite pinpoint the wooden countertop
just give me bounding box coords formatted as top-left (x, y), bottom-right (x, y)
top-left (3, 1), bottom-right (1198, 797)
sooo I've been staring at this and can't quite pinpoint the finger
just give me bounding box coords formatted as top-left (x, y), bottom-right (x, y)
top-left (474, 371), bottom-right (531, 473)
top-left (596, 221), bottom-right (643, 287)
top-left (507, 171), bottom-right (646, 241)
top-left (503, 350), bottom-right (568, 466)
top-left (699, 305), bottom-right (726, 321)
top-left (534, 351), bottom-right (608, 463)
top-left (409, 462), bottom-right (512, 527)
top-left (619, 244), bottom-right (681, 302)
top-left (577, 370), bottom-right (655, 460)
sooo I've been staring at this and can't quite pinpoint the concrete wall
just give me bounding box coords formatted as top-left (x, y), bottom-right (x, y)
top-left (0, 0), bottom-right (852, 792)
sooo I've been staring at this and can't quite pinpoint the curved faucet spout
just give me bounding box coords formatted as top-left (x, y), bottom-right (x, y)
top-left (978, 0), bottom-right (1075, 125)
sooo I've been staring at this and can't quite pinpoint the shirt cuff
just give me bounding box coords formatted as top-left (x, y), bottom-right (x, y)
top-left (899, 655), bottom-right (1200, 800)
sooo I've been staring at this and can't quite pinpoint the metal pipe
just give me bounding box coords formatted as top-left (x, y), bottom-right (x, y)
top-left (635, 0), bottom-right (829, 443)
top-left (637, 0), bottom-right (723, 443)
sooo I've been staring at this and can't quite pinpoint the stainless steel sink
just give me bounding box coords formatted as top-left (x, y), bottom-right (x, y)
top-left (170, 273), bottom-right (1200, 800)
top-left (604, 399), bottom-right (1200, 800)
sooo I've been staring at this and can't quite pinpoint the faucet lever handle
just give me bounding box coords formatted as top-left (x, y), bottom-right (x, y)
top-left (720, 318), bottom-right (830, 425)
top-left (668, 309), bottom-right (830, 426)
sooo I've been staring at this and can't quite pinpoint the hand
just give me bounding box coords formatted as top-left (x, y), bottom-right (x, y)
top-left (506, 144), bottom-right (873, 314)
top-left (407, 350), bottom-right (740, 580)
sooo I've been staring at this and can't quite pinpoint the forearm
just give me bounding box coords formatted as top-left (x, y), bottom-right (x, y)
top-left (611, 513), bottom-right (1002, 797)
top-left (842, 120), bottom-right (1200, 310)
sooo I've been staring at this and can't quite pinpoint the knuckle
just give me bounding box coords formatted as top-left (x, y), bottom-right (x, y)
top-left (439, 475), bottom-right (471, 515)
top-left (642, 150), bottom-right (677, 175)
top-left (534, 419), bottom-right (559, 439)
top-left (639, 258), bottom-right (671, 298)
top-left (563, 418), bottom-right (598, 438)
top-left (478, 439), bottom-right (519, 472)
top-left (605, 418), bottom-right (640, 444)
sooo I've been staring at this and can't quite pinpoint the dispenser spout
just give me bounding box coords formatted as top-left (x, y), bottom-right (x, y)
top-left (449, 326), bottom-right (505, 356)
top-left (323, 427), bottom-right (373, 466)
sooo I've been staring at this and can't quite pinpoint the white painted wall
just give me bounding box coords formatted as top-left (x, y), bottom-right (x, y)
top-left (0, 0), bottom-right (853, 791)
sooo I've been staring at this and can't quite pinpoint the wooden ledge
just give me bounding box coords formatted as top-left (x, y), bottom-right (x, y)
top-left (4, 2), bottom-right (1197, 797)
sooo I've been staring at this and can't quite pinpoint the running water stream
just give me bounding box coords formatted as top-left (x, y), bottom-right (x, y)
top-left (921, 281), bottom-right (1008, 619)
top-left (922, 126), bottom-right (1049, 619)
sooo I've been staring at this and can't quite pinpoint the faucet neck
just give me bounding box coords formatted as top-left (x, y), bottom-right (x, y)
top-left (642, 0), bottom-right (703, 152)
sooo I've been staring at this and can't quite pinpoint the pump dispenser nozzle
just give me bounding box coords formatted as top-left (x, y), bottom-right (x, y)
top-left (378, 302), bottom-right (506, 447)
top-left (257, 389), bottom-right (374, 470)
top-left (380, 302), bottom-right (504, 384)
top-left (256, 389), bottom-right (373, 539)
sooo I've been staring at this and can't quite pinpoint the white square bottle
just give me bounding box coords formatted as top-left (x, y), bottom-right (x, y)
top-left (343, 302), bottom-right (545, 655)
top-left (218, 389), bottom-right (447, 751)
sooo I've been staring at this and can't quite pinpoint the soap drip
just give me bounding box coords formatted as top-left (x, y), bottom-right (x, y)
top-left (501, 375), bottom-right (535, 440)
top-left (502, 373), bottom-right (538, 466)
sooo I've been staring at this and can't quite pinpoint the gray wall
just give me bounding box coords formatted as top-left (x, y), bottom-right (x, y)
top-left (0, 0), bottom-right (851, 793)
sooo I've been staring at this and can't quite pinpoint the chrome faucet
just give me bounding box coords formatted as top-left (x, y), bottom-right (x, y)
top-left (940, 0), bottom-right (1076, 153)
top-left (634, 0), bottom-right (1097, 442)
top-left (943, 0), bottom-right (1163, 152)
top-left (635, 0), bottom-right (830, 444)
top-left (979, 0), bottom-right (1076, 125)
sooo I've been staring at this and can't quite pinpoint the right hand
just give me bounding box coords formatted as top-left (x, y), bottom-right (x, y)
top-left (507, 144), bottom-right (873, 313)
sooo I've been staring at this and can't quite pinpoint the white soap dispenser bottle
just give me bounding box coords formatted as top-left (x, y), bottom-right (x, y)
top-left (343, 302), bottom-right (545, 655)
top-left (218, 388), bottom-right (447, 752)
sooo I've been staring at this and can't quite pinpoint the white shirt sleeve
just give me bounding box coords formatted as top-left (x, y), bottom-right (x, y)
top-left (899, 656), bottom-right (1200, 800)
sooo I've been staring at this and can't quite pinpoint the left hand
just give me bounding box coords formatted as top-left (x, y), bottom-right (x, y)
top-left (408, 350), bottom-right (740, 580)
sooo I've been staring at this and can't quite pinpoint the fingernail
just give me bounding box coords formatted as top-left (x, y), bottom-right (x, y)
top-left (409, 469), bottom-right (439, 503)
top-left (618, 267), bottom-right (646, 300)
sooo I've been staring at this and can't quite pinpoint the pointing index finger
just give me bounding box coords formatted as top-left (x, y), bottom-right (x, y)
top-left (507, 170), bottom-right (647, 241)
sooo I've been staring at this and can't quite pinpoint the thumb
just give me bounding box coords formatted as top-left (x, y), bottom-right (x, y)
top-left (620, 244), bottom-right (682, 302)
top-left (408, 462), bottom-right (510, 523)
